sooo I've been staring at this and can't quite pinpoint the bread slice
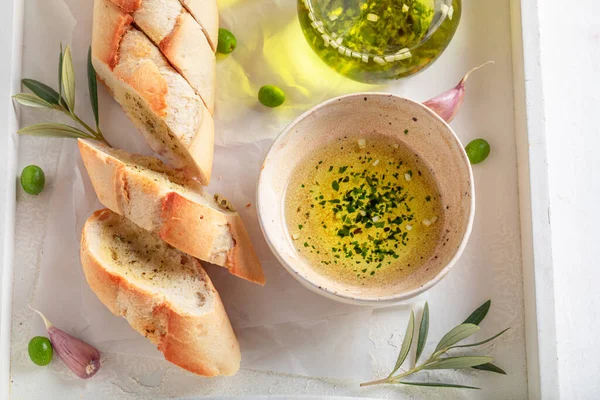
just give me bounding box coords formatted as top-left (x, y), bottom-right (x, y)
top-left (92, 0), bottom-right (214, 185)
top-left (178, 0), bottom-right (219, 51)
top-left (78, 139), bottom-right (266, 285)
top-left (80, 209), bottom-right (241, 376)
top-left (108, 0), bottom-right (216, 113)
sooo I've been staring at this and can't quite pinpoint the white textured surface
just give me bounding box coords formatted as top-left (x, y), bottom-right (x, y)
top-left (9, 0), bottom-right (530, 398)
top-left (538, 0), bottom-right (600, 399)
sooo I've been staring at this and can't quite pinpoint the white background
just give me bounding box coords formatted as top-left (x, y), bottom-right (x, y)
top-left (539, 0), bottom-right (600, 398)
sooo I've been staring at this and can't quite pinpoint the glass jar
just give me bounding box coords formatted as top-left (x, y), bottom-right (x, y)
top-left (297, 0), bottom-right (462, 84)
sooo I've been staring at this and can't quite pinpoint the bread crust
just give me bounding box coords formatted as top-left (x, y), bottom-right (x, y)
top-left (80, 209), bottom-right (241, 376)
top-left (108, 0), bottom-right (216, 113)
top-left (178, 0), bottom-right (219, 51)
top-left (78, 139), bottom-right (265, 285)
top-left (111, 0), bottom-right (141, 13)
top-left (92, 0), bottom-right (214, 185)
top-left (92, 0), bottom-right (133, 69)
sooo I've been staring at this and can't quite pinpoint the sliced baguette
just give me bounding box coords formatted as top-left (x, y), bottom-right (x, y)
top-left (92, 0), bottom-right (214, 185)
top-left (178, 0), bottom-right (219, 51)
top-left (78, 139), bottom-right (266, 285)
top-left (108, 0), bottom-right (216, 113)
top-left (80, 209), bottom-right (241, 376)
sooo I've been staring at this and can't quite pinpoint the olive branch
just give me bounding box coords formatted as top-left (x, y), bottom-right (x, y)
top-left (361, 300), bottom-right (508, 390)
top-left (12, 44), bottom-right (110, 146)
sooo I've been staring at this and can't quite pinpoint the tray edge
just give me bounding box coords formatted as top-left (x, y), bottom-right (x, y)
top-left (510, 0), bottom-right (560, 399)
top-left (0, 0), bottom-right (24, 399)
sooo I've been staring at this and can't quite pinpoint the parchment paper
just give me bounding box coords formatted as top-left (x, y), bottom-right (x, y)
top-left (11, 0), bottom-right (535, 399)
top-left (28, 0), bottom-right (389, 381)
top-left (16, 0), bottom-right (531, 396)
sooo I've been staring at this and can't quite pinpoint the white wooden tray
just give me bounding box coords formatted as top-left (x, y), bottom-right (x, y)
top-left (0, 0), bottom-right (558, 398)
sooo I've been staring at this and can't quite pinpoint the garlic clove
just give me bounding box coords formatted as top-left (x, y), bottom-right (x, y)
top-left (48, 327), bottom-right (101, 379)
top-left (423, 61), bottom-right (494, 123)
top-left (30, 306), bottom-right (101, 379)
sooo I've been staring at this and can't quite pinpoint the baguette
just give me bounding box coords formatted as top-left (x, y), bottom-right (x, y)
top-left (80, 209), bottom-right (241, 376)
top-left (108, 0), bottom-right (216, 113)
top-left (78, 139), bottom-right (266, 285)
top-left (92, 0), bottom-right (214, 185)
top-left (178, 0), bottom-right (219, 51)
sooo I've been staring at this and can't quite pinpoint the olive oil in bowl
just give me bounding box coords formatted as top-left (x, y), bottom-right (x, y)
top-left (297, 0), bottom-right (462, 83)
top-left (285, 136), bottom-right (444, 289)
top-left (258, 93), bottom-right (475, 304)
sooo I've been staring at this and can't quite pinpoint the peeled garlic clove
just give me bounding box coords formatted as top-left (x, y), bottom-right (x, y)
top-left (30, 306), bottom-right (101, 379)
top-left (423, 61), bottom-right (494, 123)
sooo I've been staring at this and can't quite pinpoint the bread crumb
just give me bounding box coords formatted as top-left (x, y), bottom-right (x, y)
top-left (214, 194), bottom-right (236, 212)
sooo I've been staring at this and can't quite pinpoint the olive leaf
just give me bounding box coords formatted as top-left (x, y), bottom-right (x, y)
top-left (424, 356), bottom-right (492, 370)
top-left (18, 123), bottom-right (92, 139)
top-left (398, 381), bottom-right (480, 390)
top-left (415, 302), bottom-right (429, 364)
top-left (434, 323), bottom-right (480, 353)
top-left (87, 46), bottom-right (99, 128)
top-left (22, 79), bottom-right (61, 106)
top-left (472, 363), bottom-right (507, 375)
top-left (13, 94), bottom-right (54, 109)
top-left (360, 299), bottom-right (508, 391)
top-left (449, 328), bottom-right (510, 350)
top-left (390, 310), bottom-right (415, 377)
top-left (464, 300), bottom-right (491, 325)
top-left (14, 44), bottom-right (110, 146)
top-left (61, 46), bottom-right (76, 112)
top-left (58, 43), bottom-right (64, 106)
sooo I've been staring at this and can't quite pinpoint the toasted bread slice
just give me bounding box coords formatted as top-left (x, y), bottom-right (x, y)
top-left (108, 0), bottom-right (216, 113)
top-left (92, 0), bottom-right (214, 185)
top-left (80, 209), bottom-right (241, 376)
top-left (78, 139), bottom-right (266, 285)
top-left (178, 0), bottom-right (219, 51)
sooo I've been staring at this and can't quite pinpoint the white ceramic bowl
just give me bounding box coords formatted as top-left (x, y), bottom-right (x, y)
top-left (257, 93), bottom-right (474, 305)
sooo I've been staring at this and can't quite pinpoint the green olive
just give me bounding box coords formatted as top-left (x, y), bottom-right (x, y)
top-left (21, 165), bottom-right (45, 195)
top-left (28, 336), bottom-right (53, 366)
top-left (217, 28), bottom-right (237, 54)
top-left (258, 85), bottom-right (286, 108)
top-left (465, 139), bottom-right (491, 165)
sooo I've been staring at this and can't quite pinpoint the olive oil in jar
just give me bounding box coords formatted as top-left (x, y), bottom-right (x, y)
top-left (297, 0), bottom-right (462, 83)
